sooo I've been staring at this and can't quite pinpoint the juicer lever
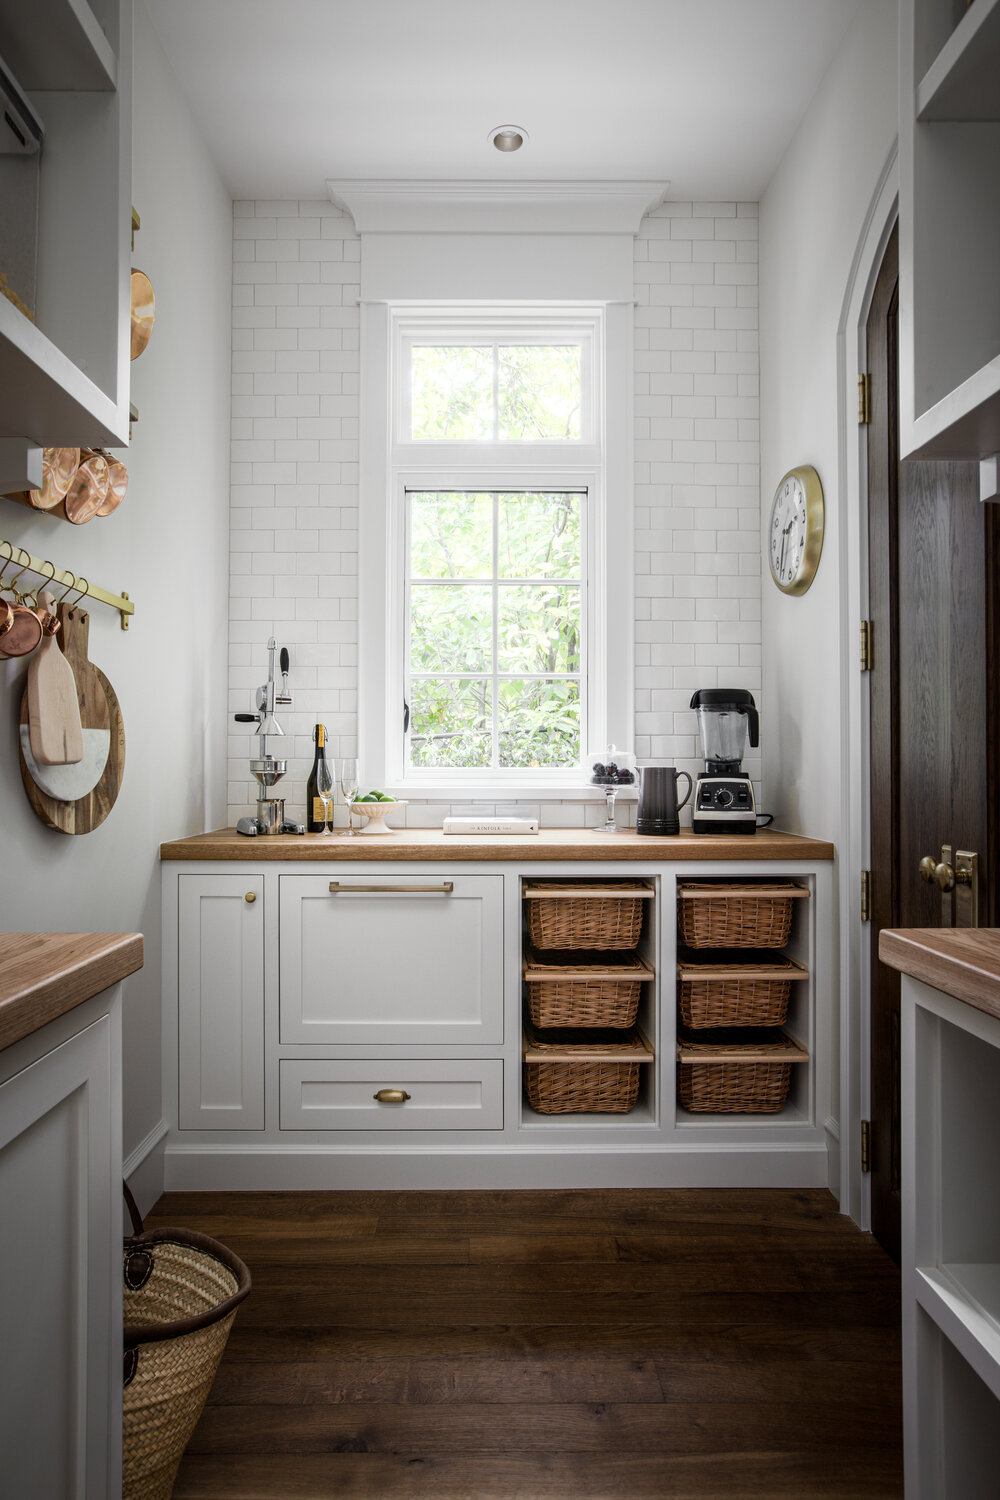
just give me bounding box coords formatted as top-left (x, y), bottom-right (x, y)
top-left (277, 646), bottom-right (292, 705)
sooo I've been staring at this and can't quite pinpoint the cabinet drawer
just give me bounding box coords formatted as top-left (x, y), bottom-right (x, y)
top-left (279, 1059), bottom-right (504, 1131)
top-left (279, 874), bottom-right (504, 1045)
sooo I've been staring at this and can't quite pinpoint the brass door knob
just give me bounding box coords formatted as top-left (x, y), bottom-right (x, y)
top-left (933, 862), bottom-right (956, 892)
top-left (373, 1089), bottom-right (411, 1104)
top-left (244, 891), bottom-right (257, 904)
top-left (918, 856), bottom-right (937, 883)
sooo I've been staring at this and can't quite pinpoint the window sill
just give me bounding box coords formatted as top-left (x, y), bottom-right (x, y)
top-left (386, 785), bottom-right (639, 803)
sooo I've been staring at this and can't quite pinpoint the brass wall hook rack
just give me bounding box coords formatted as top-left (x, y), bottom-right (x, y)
top-left (0, 541), bottom-right (134, 630)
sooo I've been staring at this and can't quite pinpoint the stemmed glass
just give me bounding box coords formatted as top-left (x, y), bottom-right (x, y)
top-left (316, 757), bottom-right (335, 836)
top-left (338, 757), bottom-right (360, 836)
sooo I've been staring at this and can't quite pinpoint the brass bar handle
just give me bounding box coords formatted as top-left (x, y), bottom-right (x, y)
top-left (328, 881), bottom-right (454, 895)
top-left (373, 1089), bottom-right (411, 1104)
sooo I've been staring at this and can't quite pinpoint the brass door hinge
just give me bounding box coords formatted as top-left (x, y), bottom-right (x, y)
top-left (860, 619), bottom-right (874, 672)
top-left (861, 1119), bottom-right (872, 1174)
top-left (861, 869), bottom-right (872, 923)
top-left (858, 373), bottom-right (871, 425)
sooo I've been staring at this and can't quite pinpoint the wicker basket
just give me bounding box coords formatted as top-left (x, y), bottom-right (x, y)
top-left (676, 1027), bottom-right (808, 1114)
top-left (524, 881), bottom-right (652, 950)
top-left (677, 950), bottom-right (808, 1029)
top-left (677, 882), bottom-right (809, 949)
top-left (523, 1025), bottom-right (653, 1114)
top-left (122, 1186), bottom-right (251, 1500)
top-left (524, 946), bottom-right (654, 1028)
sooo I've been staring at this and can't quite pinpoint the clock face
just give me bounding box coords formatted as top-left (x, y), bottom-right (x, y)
top-left (768, 466), bottom-right (824, 594)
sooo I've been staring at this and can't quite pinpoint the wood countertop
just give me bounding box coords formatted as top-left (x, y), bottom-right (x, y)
top-left (879, 927), bottom-right (1000, 1022)
top-left (160, 827), bottom-right (834, 862)
top-left (0, 932), bottom-right (144, 1053)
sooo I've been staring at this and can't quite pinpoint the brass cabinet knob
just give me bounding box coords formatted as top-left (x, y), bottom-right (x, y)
top-left (918, 856), bottom-right (938, 884)
top-left (373, 1089), bottom-right (410, 1105)
top-left (244, 891), bottom-right (257, 904)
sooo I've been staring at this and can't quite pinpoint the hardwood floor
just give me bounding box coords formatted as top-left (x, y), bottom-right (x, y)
top-left (145, 1188), bottom-right (903, 1499)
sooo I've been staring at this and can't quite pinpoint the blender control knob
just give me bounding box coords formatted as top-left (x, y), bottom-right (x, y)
top-left (716, 787), bottom-right (734, 808)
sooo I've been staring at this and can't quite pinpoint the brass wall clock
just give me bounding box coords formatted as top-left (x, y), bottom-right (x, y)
top-left (768, 465), bottom-right (824, 595)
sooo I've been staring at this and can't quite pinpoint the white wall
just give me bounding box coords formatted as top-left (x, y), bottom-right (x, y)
top-left (0, 1), bottom-right (232, 1170)
top-left (759, 0), bottom-right (898, 1186)
top-left (227, 200), bottom-right (761, 827)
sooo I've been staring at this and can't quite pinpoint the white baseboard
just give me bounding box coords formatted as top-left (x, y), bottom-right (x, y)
top-left (123, 1119), bottom-right (168, 1218)
top-left (824, 1116), bottom-right (842, 1208)
top-left (164, 1143), bottom-right (830, 1192)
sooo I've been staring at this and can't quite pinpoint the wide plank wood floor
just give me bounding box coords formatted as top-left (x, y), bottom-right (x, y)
top-left (144, 1188), bottom-right (902, 1500)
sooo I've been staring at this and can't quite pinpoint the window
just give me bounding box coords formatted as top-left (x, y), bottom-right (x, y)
top-left (360, 300), bottom-right (632, 794)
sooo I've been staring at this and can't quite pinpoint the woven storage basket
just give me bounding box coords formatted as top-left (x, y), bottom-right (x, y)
top-left (523, 1025), bottom-right (653, 1114)
top-left (524, 881), bottom-right (652, 950)
top-left (524, 946), bottom-right (654, 1028)
top-left (677, 882), bottom-right (808, 949)
top-left (677, 950), bottom-right (808, 1029)
top-left (122, 1186), bottom-right (251, 1500)
top-left (676, 1027), bottom-right (808, 1114)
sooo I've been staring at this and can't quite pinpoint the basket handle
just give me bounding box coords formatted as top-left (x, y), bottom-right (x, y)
top-left (123, 1180), bottom-right (144, 1237)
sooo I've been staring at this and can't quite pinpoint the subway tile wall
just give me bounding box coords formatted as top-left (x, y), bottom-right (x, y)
top-left (227, 200), bottom-right (761, 829)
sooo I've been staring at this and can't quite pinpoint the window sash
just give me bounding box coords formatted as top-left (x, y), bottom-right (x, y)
top-left (403, 489), bottom-right (588, 778)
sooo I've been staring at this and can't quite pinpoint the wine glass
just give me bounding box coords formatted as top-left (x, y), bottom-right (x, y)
top-left (338, 757), bottom-right (360, 836)
top-left (316, 757), bottom-right (335, 836)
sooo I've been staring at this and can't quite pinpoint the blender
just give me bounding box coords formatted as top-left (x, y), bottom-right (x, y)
top-left (234, 638), bottom-right (305, 835)
top-left (690, 688), bottom-right (759, 834)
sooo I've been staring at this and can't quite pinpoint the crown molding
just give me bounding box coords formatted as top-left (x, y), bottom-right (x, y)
top-left (326, 179), bottom-right (670, 235)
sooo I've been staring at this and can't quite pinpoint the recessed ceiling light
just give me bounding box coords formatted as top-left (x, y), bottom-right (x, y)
top-left (490, 124), bottom-right (527, 152)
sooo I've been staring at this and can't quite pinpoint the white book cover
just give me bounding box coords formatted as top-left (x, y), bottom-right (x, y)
top-left (442, 817), bottom-right (540, 835)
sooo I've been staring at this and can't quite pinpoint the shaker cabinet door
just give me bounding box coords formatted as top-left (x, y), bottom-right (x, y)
top-left (279, 874), bottom-right (504, 1045)
top-left (178, 875), bottom-right (265, 1129)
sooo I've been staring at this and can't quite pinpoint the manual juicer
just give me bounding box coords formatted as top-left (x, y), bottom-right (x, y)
top-left (234, 638), bottom-right (304, 835)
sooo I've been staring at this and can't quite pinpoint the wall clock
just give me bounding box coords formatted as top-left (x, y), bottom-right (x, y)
top-left (767, 465), bottom-right (824, 595)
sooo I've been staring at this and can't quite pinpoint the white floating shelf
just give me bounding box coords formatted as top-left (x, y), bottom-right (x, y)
top-left (0, 293), bottom-right (126, 446)
top-left (0, 0), bottom-right (116, 90)
top-left (917, 0), bottom-right (1000, 120)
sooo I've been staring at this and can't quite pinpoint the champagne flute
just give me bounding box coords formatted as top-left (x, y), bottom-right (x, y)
top-left (316, 757), bottom-right (335, 836)
top-left (338, 757), bottom-right (360, 836)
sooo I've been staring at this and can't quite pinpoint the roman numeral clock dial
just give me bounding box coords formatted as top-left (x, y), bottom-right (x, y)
top-left (767, 465), bottom-right (824, 596)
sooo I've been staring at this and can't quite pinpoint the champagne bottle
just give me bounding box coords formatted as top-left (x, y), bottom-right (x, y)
top-left (306, 723), bottom-right (329, 833)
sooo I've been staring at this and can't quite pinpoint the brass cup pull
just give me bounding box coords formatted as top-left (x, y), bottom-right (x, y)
top-left (373, 1088), bottom-right (411, 1105)
top-left (244, 891), bottom-right (257, 904)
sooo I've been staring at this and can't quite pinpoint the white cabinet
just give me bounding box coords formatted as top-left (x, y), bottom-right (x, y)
top-left (900, 0), bottom-right (1000, 469)
top-left (279, 1058), bottom-right (504, 1131)
top-left (901, 974), bottom-right (1000, 1497)
top-left (0, 0), bottom-right (132, 475)
top-left (0, 990), bottom-right (121, 1498)
top-left (279, 873), bottom-right (504, 1046)
top-left (178, 873), bottom-right (264, 1129)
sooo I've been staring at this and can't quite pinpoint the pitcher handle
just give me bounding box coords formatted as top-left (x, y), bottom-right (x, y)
top-left (676, 771), bottom-right (693, 811)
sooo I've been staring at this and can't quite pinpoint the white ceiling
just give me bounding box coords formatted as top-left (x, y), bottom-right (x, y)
top-left (143, 0), bottom-right (862, 202)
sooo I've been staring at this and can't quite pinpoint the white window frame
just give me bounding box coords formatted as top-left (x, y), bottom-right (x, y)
top-left (360, 300), bottom-right (633, 798)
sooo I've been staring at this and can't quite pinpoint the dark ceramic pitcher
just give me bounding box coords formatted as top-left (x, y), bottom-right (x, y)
top-left (636, 765), bottom-right (692, 836)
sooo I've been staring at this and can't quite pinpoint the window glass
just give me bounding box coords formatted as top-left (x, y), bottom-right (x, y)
top-left (410, 343), bottom-right (582, 441)
top-left (411, 346), bottom-right (493, 440)
top-left (498, 345), bottom-right (581, 440)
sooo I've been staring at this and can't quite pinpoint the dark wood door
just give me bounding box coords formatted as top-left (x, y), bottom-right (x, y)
top-left (867, 222), bottom-right (999, 1261)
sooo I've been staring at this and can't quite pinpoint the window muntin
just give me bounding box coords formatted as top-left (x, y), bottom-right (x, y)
top-left (405, 490), bottom-right (585, 774)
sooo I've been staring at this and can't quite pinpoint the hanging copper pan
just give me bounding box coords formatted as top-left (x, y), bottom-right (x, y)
top-left (130, 269), bottom-right (155, 360)
top-left (0, 600), bottom-right (43, 656)
top-left (97, 454), bottom-right (128, 516)
top-left (28, 447), bottom-right (80, 510)
top-left (63, 449), bottom-right (109, 525)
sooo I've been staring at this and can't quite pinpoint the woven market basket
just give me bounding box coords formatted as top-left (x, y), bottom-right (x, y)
top-left (677, 951), bottom-right (808, 1029)
top-left (524, 881), bottom-right (652, 950)
top-left (523, 1025), bottom-right (653, 1114)
top-left (677, 882), bottom-right (808, 949)
top-left (122, 1186), bottom-right (251, 1500)
top-left (523, 946), bottom-right (654, 1028)
top-left (676, 1028), bottom-right (808, 1114)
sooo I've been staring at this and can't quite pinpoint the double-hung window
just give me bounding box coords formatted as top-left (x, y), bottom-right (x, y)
top-left (360, 302), bottom-right (631, 793)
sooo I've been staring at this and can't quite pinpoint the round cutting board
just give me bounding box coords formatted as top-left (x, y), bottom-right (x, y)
top-left (19, 605), bottom-right (126, 834)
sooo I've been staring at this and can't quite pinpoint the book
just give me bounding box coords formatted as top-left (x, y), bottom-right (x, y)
top-left (442, 816), bottom-right (539, 835)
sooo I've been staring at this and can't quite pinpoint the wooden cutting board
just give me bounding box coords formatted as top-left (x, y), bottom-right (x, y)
top-left (27, 591), bottom-right (84, 765)
top-left (19, 604), bottom-right (126, 834)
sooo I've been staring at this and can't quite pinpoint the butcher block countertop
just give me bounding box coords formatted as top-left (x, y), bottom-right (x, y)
top-left (160, 827), bottom-right (834, 862)
top-left (0, 932), bottom-right (144, 1053)
top-left (879, 927), bottom-right (1000, 1023)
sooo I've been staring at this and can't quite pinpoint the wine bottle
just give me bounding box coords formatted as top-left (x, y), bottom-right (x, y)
top-left (306, 723), bottom-right (329, 833)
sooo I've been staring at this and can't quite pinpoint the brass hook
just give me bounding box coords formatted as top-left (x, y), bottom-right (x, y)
top-left (52, 570), bottom-right (79, 606)
top-left (0, 541), bottom-right (14, 591)
top-left (27, 559), bottom-right (56, 605)
top-left (65, 575), bottom-right (89, 609)
top-left (6, 547), bottom-right (32, 600)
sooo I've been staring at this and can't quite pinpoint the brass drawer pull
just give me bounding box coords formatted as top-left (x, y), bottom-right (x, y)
top-left (328, 882), bottom-right (454, 895)
top-left (373, 1088), bottom-right (411, 1104)
top-left (244, 891), bottom-right (257, 904)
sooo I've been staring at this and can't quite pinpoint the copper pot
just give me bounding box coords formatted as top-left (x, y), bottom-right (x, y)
top-left (97, 454), bottom-right (128, 516)
top-left (63, 449), bottom-right (110, 525)
top-left (130, 269), bottom-right (155, 360)
top-left (29, 447), bottom-right (80, 510)
top-left (0, 599), bottom-right (43, 656)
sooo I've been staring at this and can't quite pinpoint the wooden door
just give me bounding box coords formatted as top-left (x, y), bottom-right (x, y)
top-left (867, 222), bottom-right (1000, 1261)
